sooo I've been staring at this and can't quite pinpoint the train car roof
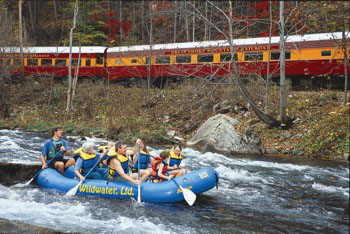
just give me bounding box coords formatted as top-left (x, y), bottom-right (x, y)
top-left (0, 46), bottom-right (107, 54)
top-left (108, 32), bottom-right (347, 53)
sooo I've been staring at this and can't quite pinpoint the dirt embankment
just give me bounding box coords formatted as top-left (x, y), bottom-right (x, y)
top-left (0, 78), bottom-right (349, 161)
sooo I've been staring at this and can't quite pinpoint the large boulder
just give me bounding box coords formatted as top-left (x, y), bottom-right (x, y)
top-left (186, 114), bottom-right (264, 155)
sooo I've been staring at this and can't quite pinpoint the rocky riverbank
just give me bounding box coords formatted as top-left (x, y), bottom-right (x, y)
top-left (0, 78), bottom-right (348, 161)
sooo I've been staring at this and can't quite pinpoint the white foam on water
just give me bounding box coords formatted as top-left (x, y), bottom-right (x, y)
top-left (312, 182), bottom-right (349, 198)
top-left (0, 185), bottom-right (186, 234)
top-left (0, 140), bottom-right (22, 150)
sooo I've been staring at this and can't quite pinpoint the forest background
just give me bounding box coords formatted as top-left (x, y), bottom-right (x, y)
top-left (0, 0), bottom-right (349, 161)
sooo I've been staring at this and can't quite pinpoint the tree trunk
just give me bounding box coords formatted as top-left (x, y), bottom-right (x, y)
top-left (228, 1), bottom-right (280, 127)
top-left (204, 0), bottom-right (208, 40)
top-left (184, 1), bottom-right (189, 41)
top-left (265, 0), bottom-right (272, 114)
top-left (18, 0), bottom-right (24, 80)
top-left (28, 1), bottom-right (37, 42)
top-left (342, 19), bottom-right (349, 106)
top-left (192, 1), bottom-right (195, 42)
top-left (119, 1), bottom-right (123, 43)
top-left (66, 0), bottom-right (79, 114)
top-left (71, 34), bottom-right (82, 112)
top-left (279, 1), bottom-right (287, 127)
top-left (141, 1), bottom-right (145, 43)
top-left (173, 1), bottom-right (177, 43)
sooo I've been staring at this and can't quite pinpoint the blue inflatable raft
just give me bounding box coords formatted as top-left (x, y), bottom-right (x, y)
top-left (37, 167), bottom-right (219, 203)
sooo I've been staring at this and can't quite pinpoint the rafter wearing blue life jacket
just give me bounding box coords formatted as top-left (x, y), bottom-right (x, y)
top-left (169, 150), bottom-right (183, 167)
top-left (105, 146), bottom-right (129, 178)
top-left (132, 150), bottom-right (151, 172)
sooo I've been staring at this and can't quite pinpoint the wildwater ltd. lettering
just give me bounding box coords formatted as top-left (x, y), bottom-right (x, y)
top-left (79, 185), bottom-right (135, 196)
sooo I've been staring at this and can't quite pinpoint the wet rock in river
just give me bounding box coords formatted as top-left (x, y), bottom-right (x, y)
top-left (186, 114), bottom-right (264, 155)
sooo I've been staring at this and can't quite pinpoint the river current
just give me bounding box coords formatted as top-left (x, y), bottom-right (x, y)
top-left (0, 129), bottom-right (349, 233)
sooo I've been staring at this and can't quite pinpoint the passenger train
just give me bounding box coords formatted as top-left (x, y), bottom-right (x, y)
top-left (1, 32), bottom-right (349, 86)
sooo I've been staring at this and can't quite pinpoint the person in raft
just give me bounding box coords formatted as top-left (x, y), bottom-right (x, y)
top-left (167, 145), bottom-right (186, 178)
top-left (104, 140), bottom-right (150, 185)
top-left (40, 126), bottom-right (75, 175)
top-left (150, 150), bottom-right (174, 182)
top-left (130, 139), bottom-right (152, 173)
top-left (73, 142), bottom-right (108, 181)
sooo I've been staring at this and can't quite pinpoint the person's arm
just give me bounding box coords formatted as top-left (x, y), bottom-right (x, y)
top-left (130, 139), bottom-right (142, 164)
top-left (111, 159), bottom-right (140, 185)
top-left (61, 140), bottom-right (71, 156)
top-left (74, 158), bottom-right (85, 181)
top-left (40, 155), bottom-right (47, 169)
top-left (40, 141), bottom-right (50, 169)
top-left (157, 163), bottom-right (173, 181)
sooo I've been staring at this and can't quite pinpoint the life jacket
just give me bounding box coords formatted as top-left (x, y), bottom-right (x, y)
top-left (47, 139), bottom-right (64, 160)
top-left (169, 150), bottom-right (183, 167)
top-left (97, 146), bottom-right (109, 168)
top-left (107, 151), bottom-right (129, 179)
top-left (151, 156), bottom-right (168, 181)
top-left (74, 147), bottom-right (99, 176)
top-left (132, 150), bottom-right (151, 171)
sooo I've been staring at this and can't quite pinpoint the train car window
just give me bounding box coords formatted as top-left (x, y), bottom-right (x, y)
top-left (115, 59), bottom-right (121, 65)
top-left (271, 51), bottom-right (290, 60)
top-left (27, 59), bottom-right (38, 66)
top-left (85, 59), bottom-right (91, 66)
top-left (176, 56), bottom-right (191, 63)
top-left (5, 59), bottom-right (11, 66)
top-left (13, 59), bottom-right (21, 65)
top-left (321, 51), bottom-right (331, 56)
top-left (96, 54), bottom-right (103, 65)
top-left (146, 57), bottom-right (151, 65)
top-left (131, 59), bottom-right (137, 64)
top-left (156, 56), bottom-right (170, 64)
top-left (41, 59), bottom-right (52, 66)
top-left (71, 59), bottom-right (81, 67)
top-left (198, 54), bottom-right (214, 63)
top-left (244, 52), bottom-right (263, 61)
top-left (220, 53), bottom-right (237, 62)
top-left (55, 59), bottom-right (66, 66)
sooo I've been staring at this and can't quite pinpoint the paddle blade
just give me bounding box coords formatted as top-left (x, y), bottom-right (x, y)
top-left (180, 186), bottom-right (196, 206)
top-left (66, 181), bottom-right (82, 196)
top-left (11, 178), bottom-right (33, 188)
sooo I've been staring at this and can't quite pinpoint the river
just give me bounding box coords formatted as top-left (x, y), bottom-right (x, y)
top-left (0, 129), bottom-right (349, 233)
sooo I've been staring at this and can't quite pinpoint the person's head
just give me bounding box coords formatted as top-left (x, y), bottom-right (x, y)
top-left (173, 145), bottom-right (182, 155)
top-left (116, 140), bottom-right (127, 155)
top-left (52, 126), bottom-right (63, 137)
top-left (82, 142), bottom-right (95, 154)
top-left (159, 150), bottom-right (170, 160)
top-left (138, 139), bottom-right (148, 152)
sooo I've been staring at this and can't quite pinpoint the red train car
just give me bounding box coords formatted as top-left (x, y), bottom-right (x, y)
top-left (105, 32), bottom-right (350, 82)
top-left (0, 47), bottom-right (107, 78)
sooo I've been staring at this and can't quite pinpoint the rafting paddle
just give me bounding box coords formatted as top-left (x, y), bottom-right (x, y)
top-left (171, 178), bottom-right (196, 206)
top-left (66, 148), bottom-right (109, 196)
top-left (137, 143), bottom-right (141, 203)
top-left (12, 150), bottom-right (64, 188)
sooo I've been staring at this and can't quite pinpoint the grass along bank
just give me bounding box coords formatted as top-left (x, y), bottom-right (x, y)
top-left (0, 77), bottom-right (348, 161)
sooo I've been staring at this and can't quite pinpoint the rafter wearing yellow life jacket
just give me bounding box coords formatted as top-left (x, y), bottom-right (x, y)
top-left (169, 150), bottom-right (183, 167)
top-left (73, 147), bottom-right (99, 176)
top-left (132, 150), bottom-right (151, 172)
top-left (106, 149), bottom-right (129, 179)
